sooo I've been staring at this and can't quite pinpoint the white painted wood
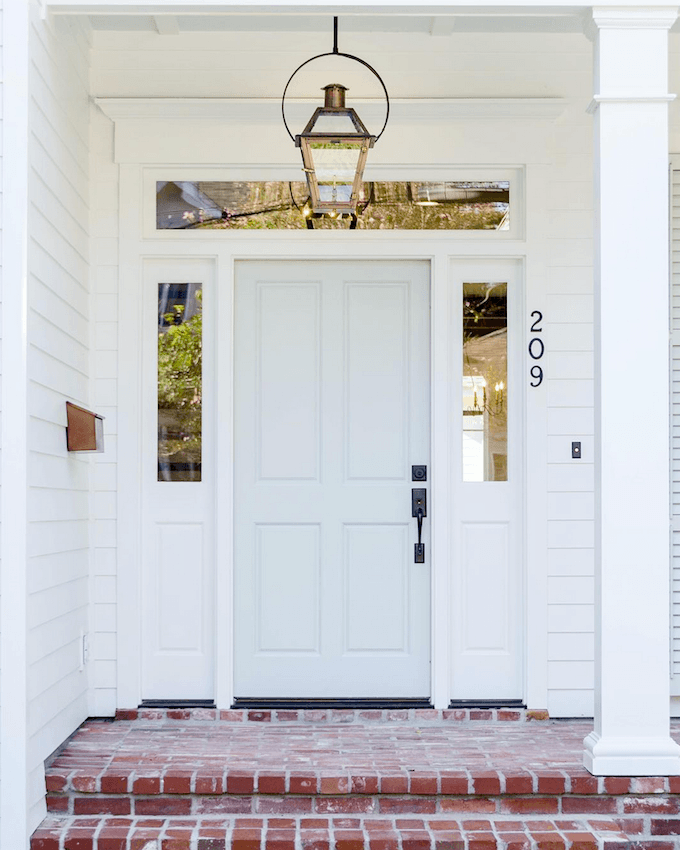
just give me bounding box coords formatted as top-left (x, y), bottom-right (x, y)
top-left (449, 259), bottom-right (523, 700)
top-left (585, 5), bottom-right (680, 776)
top-left (233, 260), bottom-right (430, 698)
top-left (670, 160), bottom-right (680, 693)
top-left (140, 258), bottom-right (215, 699)
top-left (1, 0), bottom-right (29, 841)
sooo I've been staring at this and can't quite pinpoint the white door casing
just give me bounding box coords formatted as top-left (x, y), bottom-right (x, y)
top-left (233, 260), bottom-right (431, 698)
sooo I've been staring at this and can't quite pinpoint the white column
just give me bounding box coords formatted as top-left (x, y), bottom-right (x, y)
top-left (585, 5), bottom-right (680, 776)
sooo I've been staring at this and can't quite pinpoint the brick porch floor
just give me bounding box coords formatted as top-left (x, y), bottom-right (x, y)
top-left (31, 714), bottom-right (680, 848)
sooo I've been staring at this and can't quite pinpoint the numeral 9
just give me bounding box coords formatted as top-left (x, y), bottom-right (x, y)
top-left (530, 365), bottom-right (543, 387)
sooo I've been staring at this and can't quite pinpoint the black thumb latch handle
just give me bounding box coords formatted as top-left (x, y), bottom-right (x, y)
top-left (412, 488), bottom-right (426, 563)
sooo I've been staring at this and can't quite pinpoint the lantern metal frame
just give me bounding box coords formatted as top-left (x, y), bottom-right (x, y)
top-left (281, 17), bottom-right (390, 223)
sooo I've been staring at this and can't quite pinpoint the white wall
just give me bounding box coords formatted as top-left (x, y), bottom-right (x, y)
top-left (26, 3), bottom-right (91, 830)
top-left (88, 24), bottom-right (597, 716)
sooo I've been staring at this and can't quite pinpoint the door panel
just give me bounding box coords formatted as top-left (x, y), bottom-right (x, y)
top-left (234, 260), bottom-right (430, 698)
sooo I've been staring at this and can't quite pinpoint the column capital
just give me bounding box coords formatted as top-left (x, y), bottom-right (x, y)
top-left (591, 6), bottom-right (678, 31)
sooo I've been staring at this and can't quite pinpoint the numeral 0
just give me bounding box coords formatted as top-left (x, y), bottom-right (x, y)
top-left (530, 365), bottom-right (543, 387)
top-left (528, 337), bottom-right (544, 360)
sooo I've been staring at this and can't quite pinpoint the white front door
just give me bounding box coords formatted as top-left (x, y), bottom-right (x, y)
top-left (233, 260), bottom-right (431, 698)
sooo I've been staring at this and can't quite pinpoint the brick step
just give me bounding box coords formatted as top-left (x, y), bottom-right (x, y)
top-left (114, 708), bottom-right (545, 724)
top-left (30, 813), bottom-right (640, 849)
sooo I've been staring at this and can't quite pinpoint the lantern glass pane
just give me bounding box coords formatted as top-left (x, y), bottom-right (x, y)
top-left (309, 143), bottom-right (363, 184)
top-left (310, 111), bottom-right (361, 134)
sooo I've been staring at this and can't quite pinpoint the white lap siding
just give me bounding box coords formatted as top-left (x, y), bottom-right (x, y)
top-left (27, 4), bottom-right (91, 831)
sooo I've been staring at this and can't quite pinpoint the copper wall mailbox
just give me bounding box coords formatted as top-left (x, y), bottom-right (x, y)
top-left (66, 402), bottom-right (105, 453)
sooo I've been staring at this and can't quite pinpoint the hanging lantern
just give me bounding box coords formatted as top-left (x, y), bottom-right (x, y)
top-left (282, 17), bottom-right (389, 225)
top-left (297, 83), bottom-right (374, 216)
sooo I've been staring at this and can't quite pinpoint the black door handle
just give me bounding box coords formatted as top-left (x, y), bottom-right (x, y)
top-left (412, 488), bottom-right (426, 563)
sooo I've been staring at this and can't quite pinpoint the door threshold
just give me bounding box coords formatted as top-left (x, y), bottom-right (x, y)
top-left (140, 699), bottom-right (216, 708)
top-left (232, 698), bottom-right (433, 710)
top-left (448, 699), bottom-right (525, 709)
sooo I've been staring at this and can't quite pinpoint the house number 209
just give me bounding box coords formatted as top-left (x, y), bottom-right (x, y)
top-left (529, 311), bottom-right (544, 387)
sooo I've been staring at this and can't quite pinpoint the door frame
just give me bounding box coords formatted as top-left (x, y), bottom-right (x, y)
top-left (116, 163), bottom-right (549, 710)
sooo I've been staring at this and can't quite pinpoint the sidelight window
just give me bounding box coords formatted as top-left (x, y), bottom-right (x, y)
top-left (157, 282), bottom-right (203, 481)
top-left (462, 282), bottom-right (508, 482)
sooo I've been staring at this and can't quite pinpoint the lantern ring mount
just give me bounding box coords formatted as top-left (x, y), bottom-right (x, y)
top-left (281, 21), bottom-right (390, 144)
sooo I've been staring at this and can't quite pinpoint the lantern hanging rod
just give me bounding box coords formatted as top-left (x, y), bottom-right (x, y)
top-left (281, 16), bottom-right (390, 144)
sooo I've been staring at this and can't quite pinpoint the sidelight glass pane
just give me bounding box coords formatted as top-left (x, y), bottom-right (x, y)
top-left (156, 181), bottom-right (510, 231)
top-left (158, 282), bottom-right (202, 482)
top-left (462, 282), bottom-right (507, 482)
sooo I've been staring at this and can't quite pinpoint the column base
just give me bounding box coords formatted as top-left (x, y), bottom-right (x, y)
top-left (584, 731), bottom-right (680, 776)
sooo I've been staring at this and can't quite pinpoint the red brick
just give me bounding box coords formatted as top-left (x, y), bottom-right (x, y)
top-left (367, 831), bottom-right (400, 850)
top-left (133, 775), bottom-right (161, 794)
top-left (439, 798), bottom-right (496, 813)
top-left (400, 830), bottom-right (431, 850)
top-left (385, 710), bottom-right (408, 721)
top-left (379, 798), bottom-right (436, 814)
top-left (300, 830), bottom-right (331, 850)
top-left (195, 797), bottom-right (252, 814)
top-left (334, 830), bottom-right (365, 850)
top-left (537, 774), bottom-right (566, 794)
top-left (432, 832), bottom-right (465, 850)
top-left (409, 774), bottom-right (438, 795)
top-left (258, 773), bottom-right (286, 794)
top-left (472, 772), bottom-right (501, 795)
top-left (44, 773), bottom-right (67, 792)
top-left (562, 797), bottom-right (617, 814)
top-left (652, 819), bottom-right (680, 835)
top-left (613, 817), bottom-right (644, 834)
top-left (101, 773), bottom-right (131, 793)
top-left (265, 829), bottom-right (296, 850)
top-left (257, 797), bottom-right (313, 814)
top-left (29, 837), bottom-right (61, 850)
top-left (63, 836), bottom-right (95, 850)
top-left (504, 774), bottom-right (533, 794)
top-left (219, 710), bottom-right (245, 721)
top-left (167, 709), bottom-right (192, 720)
top-left (669, 776), bottom-right (680, 793)
top-left (248, 711), bottom-right (272, 722)
top-left (290, 774), bottom-right (318, 794)
top-left (276, 711), bottom-right (299, 721)
top-left (331, 710), bottom-right (355, 722)
top-left (46, 794), bottom-right (69, 812)
top-left (320, 775), bottom-right (349, 794)
top-left (442, 710), bottom-right (466, 721)
top-left (380, 775), bottom-right (408, 794)
top-left (73, 797), bottom-right (131, 815)
top-left (631, 777), bottom-right (666, 793)
top-left (358, 711), bottom-right (382, 721)
top-left (500, 797), bottom-right (558, 815)
top-left (191, 708), bottom-right (217, 720)
top-left (269, 819), bottom-right (296, 828)
top-left (461, 820), bottom-right (492, 830)
top-left (315, 797), bottom-right (376, 814)
top-left (350, 774), bottom-right (379, 794)
top-left (163, 773), bottom-right (193, 794)
top-left (603, 777), bottom-right (630, 794)
top-left (440, 773), bottom-right (468, 794)
top-left (72, 774), bottom-right (98, 792)
top-left (135, 798), bottom-right (192, 815)
top-left (467, 839), bottom-right (497, 850)
top-left (115, 709), bottom-right (138, 720)
top-left (498, 710), bottom-right (522, 721)
top-left (415, 710), bottom-right (440, 722)
top-left (98, 834), bottom-right (129, 850)
top-left (227, 772), bottom-right (255, 794)
top-left (469, 710), bottom-right (492, 721)
top-left (570, 775), bottom-right (599, 794)
top-left (303, 710), bottom-right (327, 722)
top-left (623, 797), bottom-right (680, 814)
top-left (195, 774), bottom-right (225, 794)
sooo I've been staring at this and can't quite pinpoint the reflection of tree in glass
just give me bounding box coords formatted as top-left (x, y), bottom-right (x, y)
top-left (158, 290), bottom-right (202, 478)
